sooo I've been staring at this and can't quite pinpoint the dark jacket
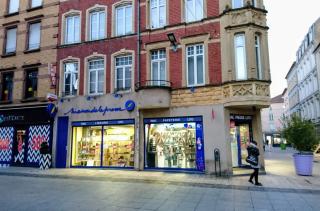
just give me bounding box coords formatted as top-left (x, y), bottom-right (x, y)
top-left (247, 143), bottom-right (260, 167)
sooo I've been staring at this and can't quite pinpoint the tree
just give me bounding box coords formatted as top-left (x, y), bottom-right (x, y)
top-left (282, 115), bottom-right (319, 152)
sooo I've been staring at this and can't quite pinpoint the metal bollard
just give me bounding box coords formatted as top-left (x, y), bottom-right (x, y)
top-left (214, 148), bottom-right (221, 177)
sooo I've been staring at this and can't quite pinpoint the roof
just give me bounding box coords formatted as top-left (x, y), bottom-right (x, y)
top-left (285, 62), bottom-right (296, 79)
top-left (271, 94), bottom-right (284, 104)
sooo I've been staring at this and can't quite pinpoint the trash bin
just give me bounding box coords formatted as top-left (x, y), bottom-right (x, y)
top-left (280, 143), bottom-right (286, 150)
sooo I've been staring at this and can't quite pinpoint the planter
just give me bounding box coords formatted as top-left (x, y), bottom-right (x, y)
top-left (280, 143), bottom-right (286, 150)
top-left (293, 153), bottom-right (314, 176)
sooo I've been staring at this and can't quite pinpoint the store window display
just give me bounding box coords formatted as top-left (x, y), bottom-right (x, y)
top-left (71, 123), bottom-right (134, 168)
top-left (145, 122), bottom-right (200, 170)
top-left (72, 126), bottom-right (102, 167)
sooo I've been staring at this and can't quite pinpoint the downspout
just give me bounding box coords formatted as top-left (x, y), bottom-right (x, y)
top-left (135, 0), bottom-right (141, 171)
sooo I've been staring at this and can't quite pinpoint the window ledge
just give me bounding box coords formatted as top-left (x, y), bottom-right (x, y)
top-left (20, 97), bottom-right (39, 103)
top-left (26, 6), bottom-right (43, 12)
top-left (4, 12), bottom-right (19, 18)
top-left (1, 53), bottom-right (16, 58)
top-left (0, 100), bottom-right (12, 105)
top-left (58, 42), bottom-right (82, 48)
top-left (24, 48), bottom-right (41, 54)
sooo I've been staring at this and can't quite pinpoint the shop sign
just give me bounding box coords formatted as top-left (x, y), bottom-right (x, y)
top-left (230, 114), bottom-right (253, 121)
top-left (72, 119), bottom-right (135, 127)
top-left (64, 100), bottom-right (136, 116)
top-left (144, 116), bottom-right (203, 124)
top-left (0, 115), bottom-right (24, 124)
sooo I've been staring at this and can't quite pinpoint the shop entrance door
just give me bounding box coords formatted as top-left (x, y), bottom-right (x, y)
top-left (12, 127), bottom-right (27, 166)
top-left (236, 124), bottom-right (250, 167)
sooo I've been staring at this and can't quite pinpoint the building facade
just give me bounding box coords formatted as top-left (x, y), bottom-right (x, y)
top-left (261, 92), bottom-right (286, 146)
top-left (52, 0), bottom-right (271, 175)
top-left (286, 18), bottom-right (320, 135)
top-left (0, 0), bottom-right (59, 167)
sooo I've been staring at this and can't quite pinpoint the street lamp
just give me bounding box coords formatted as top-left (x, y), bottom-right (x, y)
top-left (167, 33), bottom-right (178, 52)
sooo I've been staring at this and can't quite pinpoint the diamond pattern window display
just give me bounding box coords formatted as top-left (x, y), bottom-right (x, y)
top-left (0, 127), bottom-right (14, 167)
top-left (27, 125), bottom-right (50, 165)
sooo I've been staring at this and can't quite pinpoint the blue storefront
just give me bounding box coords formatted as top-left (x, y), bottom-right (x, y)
top-left (144, 116), bottom-right (205, 172)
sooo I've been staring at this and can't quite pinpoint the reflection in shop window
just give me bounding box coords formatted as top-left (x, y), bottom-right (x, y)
top-left (145, 123), bottom-right (196, 169)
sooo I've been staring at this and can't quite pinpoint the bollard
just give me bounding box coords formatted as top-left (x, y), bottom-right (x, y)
top-left (214, 148), bottom-right (221, 177)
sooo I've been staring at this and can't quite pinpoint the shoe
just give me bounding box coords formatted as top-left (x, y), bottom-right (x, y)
top-left (248, 180), bottom-right (254, 184)
top-left (255, 182), bottom-right (263, 186)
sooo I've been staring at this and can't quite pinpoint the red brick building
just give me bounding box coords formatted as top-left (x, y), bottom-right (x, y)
top-left (54, 0), bottom-right (271, 175)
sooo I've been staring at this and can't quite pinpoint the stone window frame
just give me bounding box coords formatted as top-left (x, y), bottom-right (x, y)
top-left (110, 49), bottom-right (135, 93)
top-left (84, 53), bottom-right (107, 96)
top-left (7, 0), bottom-right (20, 15)
top-left (145, 0), bottom-right (169, 30)
top-left (181, 0), bottom-right (207, 23)
top-left (85, 4), bottom-right (108, 42)
top-left (233, 32), bottom-right (247, 81)
top-left (61, 9), bottom-right (82, 45)
top-left (180, 34), bottom-right (210, 87)
top-left (3, 25), bottom-right (18, 55)
top-left (145, 41), bottom-right (171, 84)
top-left (253, 29), bottom-right (269, 81)
top-left (59, 56), bottom-right (81, 98)
top-left (26, 20), bottom-right (42, 52)
top-left (112, 0), bottom-right (135, 37)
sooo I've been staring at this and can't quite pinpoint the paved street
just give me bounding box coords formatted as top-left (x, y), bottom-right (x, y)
top-left (0, 148), bottom-right (319, 211)
top-left (0, 174), bottom-right (319, 211)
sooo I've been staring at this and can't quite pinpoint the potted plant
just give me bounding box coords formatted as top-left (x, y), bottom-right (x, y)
top-left (282, 116), bottom-right (319, 176)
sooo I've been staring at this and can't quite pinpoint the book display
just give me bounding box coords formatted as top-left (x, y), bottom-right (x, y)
top-left (71, 125), bottom-right (134, 168)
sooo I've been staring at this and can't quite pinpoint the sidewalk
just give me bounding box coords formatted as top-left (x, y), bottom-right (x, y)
top-left (0, 148), bottom-right (319, 193)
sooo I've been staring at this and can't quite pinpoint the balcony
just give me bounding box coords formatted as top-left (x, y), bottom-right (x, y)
top-left (135, 80), bottom-right (172, 109)
top-left (222, 80), bottom-right (271, 108)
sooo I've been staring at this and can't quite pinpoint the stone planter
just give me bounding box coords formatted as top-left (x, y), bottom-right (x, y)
top-left (293, 153), bottom-right (314, 176)
top-left (39, 154), bottom-right (51, 170)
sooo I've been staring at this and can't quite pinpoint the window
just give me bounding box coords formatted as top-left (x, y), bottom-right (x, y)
top-left (71, 124), bottom-right (134, 167)
top-left (8, 0), bottom-right (19, 14)
top-left (1, 72), bottom-right (13, 101)
top-left (151, 49), bottom-right (166, 85)
top-left (63, 62), bottom-right (78, 96)
top-left (116, 5), bottom-right (132, 36)
top-left (88, 59), bottom-right (104, 94)
top-left (5, 27), bottom-right (17, 54)
top-left (31, 0), bottom-right (42, 8)
top-left (89, 10), bottom-right (106, 41)
top-left (232, 0), bottom-right (243, 9)
top-left (187, 44), bottom-right (205, 86)
top-left (25, 69), bottom-right (38, 99)
top-left (234, 34), bottom-right (247, 80)
top-left (28, 22), bottom-right (41, 50)
top-left (185, 0), bottom-right (203, 22)
top-left (255, 34), bottom-right (263, 80)
top-left (115, 55), bottom-right (132, 91)
top-left (65, 15), bottom-right (80, 44)
top-left (252, 0), bottom-right (257, 7)
top-left (150, 0), bottom-right (166, 29)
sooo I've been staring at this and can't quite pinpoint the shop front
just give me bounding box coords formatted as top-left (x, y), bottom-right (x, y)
top-left (229, 114), bottom-right (253, 168)
top-left (71, 120), bottom-right (135, 168)
top-left (54, 95), bottom-right (138, 169)
top-left (144, 116), bottom-right (205, 172)
top-left (0, 105), bottom-right (53, 168)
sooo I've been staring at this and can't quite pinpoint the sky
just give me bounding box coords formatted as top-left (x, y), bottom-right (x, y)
top-left (264, 0), bottom-right (320, 97)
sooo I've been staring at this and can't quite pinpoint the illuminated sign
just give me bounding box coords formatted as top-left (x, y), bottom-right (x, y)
top-left (0, 115), bottom-right (24, 124)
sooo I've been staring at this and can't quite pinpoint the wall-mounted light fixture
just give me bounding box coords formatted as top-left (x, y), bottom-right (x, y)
top-left (167, 33), bottom-right (178, 52)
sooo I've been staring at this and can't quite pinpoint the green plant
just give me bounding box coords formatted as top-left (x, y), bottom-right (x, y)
top-left (282, 115), bottom-right (319, 152)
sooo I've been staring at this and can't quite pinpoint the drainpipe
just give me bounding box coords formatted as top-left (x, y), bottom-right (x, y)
top-left (135, 0), bottom-right (141, 171)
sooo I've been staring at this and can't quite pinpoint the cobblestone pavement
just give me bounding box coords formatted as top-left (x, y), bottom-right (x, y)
top-left (0, 174), bottom-right (319, 211)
